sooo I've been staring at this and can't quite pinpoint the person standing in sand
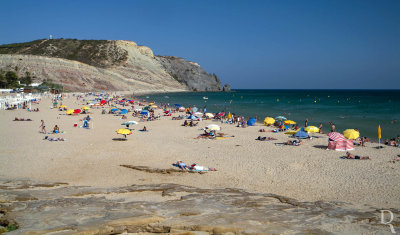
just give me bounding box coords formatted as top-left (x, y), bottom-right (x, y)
top-left (39, 120), bottom-right (46, 134)
top-left (305, 118), bottom-right (308, 127)
top-left (319, 123), bottom-right (323, 133)
top-left (330, 122), bottom-right (336, 132)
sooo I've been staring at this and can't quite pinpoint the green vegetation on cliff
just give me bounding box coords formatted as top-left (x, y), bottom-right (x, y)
top-left (0, 39), bottom-right (128, 68)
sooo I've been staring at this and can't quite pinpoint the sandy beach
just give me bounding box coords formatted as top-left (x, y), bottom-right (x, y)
top-left (1, 93), bottom-right (399, 212)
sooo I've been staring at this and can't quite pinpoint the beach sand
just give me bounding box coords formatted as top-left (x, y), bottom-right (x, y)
top-left (1, 93), bottom-right (399, 210)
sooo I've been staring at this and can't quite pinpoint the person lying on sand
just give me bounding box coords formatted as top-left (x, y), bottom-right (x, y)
top-left (173, 161), bottom-right (187, 170)
top-left (285, 140), bottom-right (302, 146)
top-left (259, 129), bottom-right (266, 132)
top-left (13, 117), bottom-right (32, 121)
top-left (44, 136), bottom-right (66, 141)
top-left (342, 152), bottom-right (370, 160)
top-left (256, 136), bottom-right (277, 141)
top-left (189, 163), bottom-right (217, 171)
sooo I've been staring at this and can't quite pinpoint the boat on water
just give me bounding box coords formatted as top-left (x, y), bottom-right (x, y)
top-left (203, 96), bottom-right (208, 100)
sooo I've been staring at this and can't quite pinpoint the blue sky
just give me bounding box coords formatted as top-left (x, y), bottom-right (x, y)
top-left (0, 0), bottom-right (399, 89)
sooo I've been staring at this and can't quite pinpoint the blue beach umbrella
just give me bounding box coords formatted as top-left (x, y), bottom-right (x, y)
top-left (120, 109), bottom-right (128, 114)
top-left (294, 131), bottom-right (309, 139)
top-left (174, 104), bottom-right (182, 107)
top-left (275, 116), bottom-right (287, 125)
top-left (247, 118), bottom-right (257, 126)
top-left (275, 116), bottom-right (287, 121)
top-left (187, 115), bottom-right (199, 120)
top-left (140, 110), bottom-right (149, 115)
top-left (110, 108), bottom-right (119, 112)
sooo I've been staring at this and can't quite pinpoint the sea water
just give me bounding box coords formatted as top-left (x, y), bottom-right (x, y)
top-left (137, 89), bottom-right (400, 140)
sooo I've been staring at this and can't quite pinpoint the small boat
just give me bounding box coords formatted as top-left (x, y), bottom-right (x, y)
top-left (164, 96), bottom-right (169, 98)
top-left (203, 96), bottom-right (208, 100)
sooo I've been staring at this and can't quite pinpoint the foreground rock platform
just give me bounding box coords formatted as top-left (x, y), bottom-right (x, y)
top-left (0, 178), bottom-right (398, 234)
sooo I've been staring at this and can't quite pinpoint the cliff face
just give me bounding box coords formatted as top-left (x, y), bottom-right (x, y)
top-left (0, 39), bottom-right (226, 92)
top-left (156, 56), bottom-right (222, 92)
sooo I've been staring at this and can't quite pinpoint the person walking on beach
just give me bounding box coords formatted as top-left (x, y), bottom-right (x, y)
top-left (39, 120), bottom-right (46, 134)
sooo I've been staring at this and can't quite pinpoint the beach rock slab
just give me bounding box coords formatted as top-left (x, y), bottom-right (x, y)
top-left (0, 178), bottom-right (397, 234)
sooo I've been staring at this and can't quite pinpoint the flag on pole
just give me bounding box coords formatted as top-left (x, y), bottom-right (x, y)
top-left (378, 125), bottom-right (381, 149)
top-left (378, 125), bottom-right (381, 139)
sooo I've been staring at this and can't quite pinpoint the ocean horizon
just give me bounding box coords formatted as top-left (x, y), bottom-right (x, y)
top-left (137, 89), bottom-right (400, 140)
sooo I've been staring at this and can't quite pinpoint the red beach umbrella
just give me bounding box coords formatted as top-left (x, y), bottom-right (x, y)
top-left (327, 132), bottom-right (346, 141)
top-left (100, 100), bottom-right (106, 104)
top-left (74, 109), bottom-right (81, 114)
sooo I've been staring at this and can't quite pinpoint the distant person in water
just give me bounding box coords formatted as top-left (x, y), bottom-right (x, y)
top-left (305, 118), bottom-right (308, 127)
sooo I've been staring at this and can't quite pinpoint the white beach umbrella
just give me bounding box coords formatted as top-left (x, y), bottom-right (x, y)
top-left (121, 121), bottom-right (138, 128)
top-left (194, 112), bottom-right (203, 116)
top-left (206, 124), bottom-right (221, 131)
top-left (205, 113), bottom-right (214, 118)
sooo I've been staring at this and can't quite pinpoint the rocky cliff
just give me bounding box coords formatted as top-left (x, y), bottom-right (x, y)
top-left (0, 39), bottom-right (228, 92)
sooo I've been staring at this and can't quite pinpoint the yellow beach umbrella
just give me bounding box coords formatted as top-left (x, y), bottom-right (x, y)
top-left (66, 109), bottom-right (74, 115)
top-left (150, 105), bottom-right (157, 108)
top-left (284, 131), bottom-right (298, 135)
top-left (264, 117), bottom-right (275, 125)
top-left (284, 120), bottom-right (296, 125)
top-left (343, 129), bottom-right (360, 140)
top-left (116, 128), bottom-right (132, 139)
top-left (228, 112), bottom-right (232, 119)
top-left (116, 128), bottom-right (132, 135)
top-left (81, 106), bottom-right (90, 110)
top-left (60, 105), bottom-right (67, 108)
top-left (149, 102), bottom-right (154, 105)
top-left (305, 126), bottom-right (319, 133)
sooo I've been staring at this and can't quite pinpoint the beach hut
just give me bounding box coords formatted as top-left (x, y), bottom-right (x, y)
top-left (327, 132), bottom-right (354, 151)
